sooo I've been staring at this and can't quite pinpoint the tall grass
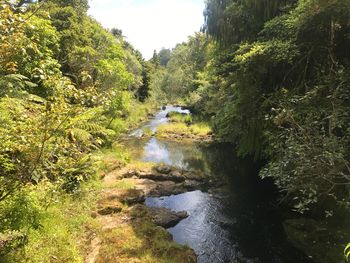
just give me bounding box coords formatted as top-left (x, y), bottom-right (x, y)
top-left (1, 179), bottom-right (101, 262)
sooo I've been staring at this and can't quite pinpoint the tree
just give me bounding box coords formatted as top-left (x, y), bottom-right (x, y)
top-left (200, 0), bottom-right (350, 214)
top-left (158, 48), bottom-right (171, 67)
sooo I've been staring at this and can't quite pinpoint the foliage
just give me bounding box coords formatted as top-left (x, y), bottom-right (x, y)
top-left (198, 0), bottom-right (350, 213)
top-left (156, 33), bottom-right (211, 103)
top-left (345, 243), bottom-right (350, 261)
top-left (158, 48), bottom-right (172, 67)
top-left (167, 112), bottom-right (193, 124)
top-left (0, 180), bottom-right (101, 262)
top-left (0, 1), bottom-right (154, 259)
top-left (152, 0), bottom-right (350, 215)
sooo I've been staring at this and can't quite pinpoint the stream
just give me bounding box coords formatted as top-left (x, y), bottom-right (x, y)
top-left (123, 106), bottom-right (316, 263)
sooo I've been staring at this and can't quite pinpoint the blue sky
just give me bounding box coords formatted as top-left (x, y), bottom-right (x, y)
top-left (88, 0), bottom-right (205, 59)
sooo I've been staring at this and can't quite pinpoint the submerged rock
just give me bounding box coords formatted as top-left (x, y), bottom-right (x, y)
top-left (148, 207), bottom-right (188, 228)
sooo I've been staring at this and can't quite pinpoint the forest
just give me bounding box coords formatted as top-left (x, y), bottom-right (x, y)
top-left (0, 0), bottom-right (349, 262)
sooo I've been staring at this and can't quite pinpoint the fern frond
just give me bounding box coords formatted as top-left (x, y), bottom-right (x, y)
top-left (68, 128), bottom-right (92, 143)
top-left (345, 243), bottom-right (350, 261)
top-left (0, 74), bottom-right (37, 97)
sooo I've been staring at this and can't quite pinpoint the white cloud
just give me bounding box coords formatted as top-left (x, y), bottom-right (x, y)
top-left (88, 0), bottom-right (205, 59)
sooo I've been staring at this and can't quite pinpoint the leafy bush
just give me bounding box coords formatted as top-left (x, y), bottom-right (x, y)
top-left (0, 1), bottom-right (154, 258)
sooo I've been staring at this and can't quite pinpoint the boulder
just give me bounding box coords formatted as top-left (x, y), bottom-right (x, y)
top-left (103, 189), bottom-right (145, 204)
top-left (183, 171), bottom-right (205, 181)
top-left (149, 181), bottom-right (188, 196)
top-left (155, 164), bottom-right (172, 174)
top-left (148, 207), bottom-right (188, 228)
top-left (138, 171), bottom-right (186, 183)
top-left (183, 180), bottom-right (201, 190)
top-left (169, 170), bottom-right (184, 181)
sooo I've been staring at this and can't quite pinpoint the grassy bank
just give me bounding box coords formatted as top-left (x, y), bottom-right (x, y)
top-left (0, 106), bottom-right (198, 262)
top-left (156, 112), bottom-right (213, 141)
top-left (94, 203), bottom-right (195, 263)
top-left (0, 179), bottom-right (101, 262)
top-left (0, 101), bottom-right (157, 262)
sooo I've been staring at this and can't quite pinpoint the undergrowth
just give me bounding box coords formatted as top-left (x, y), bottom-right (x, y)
top-left (0, 179), bottom-right (101, 263)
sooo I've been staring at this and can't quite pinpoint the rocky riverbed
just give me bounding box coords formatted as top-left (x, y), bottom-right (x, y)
top-left (99, 164), bottom-right (214, 226)
top-left (85, 164), bottom-right (215, 263)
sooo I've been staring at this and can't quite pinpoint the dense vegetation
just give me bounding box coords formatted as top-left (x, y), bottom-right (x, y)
top-left (1, 0), bottom-right (350, 261)
top-left (0, 0), bottom-right (159, 260)
top-left (157, 0), bottom-right (350, 215)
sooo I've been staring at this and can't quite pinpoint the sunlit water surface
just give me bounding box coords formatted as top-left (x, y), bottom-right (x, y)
top-left (123, 106), bottom-right (314, 263)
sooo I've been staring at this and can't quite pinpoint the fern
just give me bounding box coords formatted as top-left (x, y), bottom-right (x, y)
top-left (345, 243), bottom-right (350, 261)
top-left (0, 74), bottom-right (37, 97)
top-left (63, 106), bottom-right (116, 148)
top-left (68, 128), bottom-right (92, 143)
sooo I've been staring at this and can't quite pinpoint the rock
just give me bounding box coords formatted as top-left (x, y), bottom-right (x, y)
top-left (155, 164), bottom-right (172, 174)
top-left (97, 199), bottom-right (123, 215)
top-left (123, 169), bottom-right (137, 178)
top-left (183, 171), bottom-right (205, 181)
top-left (98, 206), bottom-right (122, 215)
top-left (148, 207), bottom-right (188, 228)
top-left (138, 171), bottom-right (149, 177)
top-left (149, 181), bottom-right (187, 196)
top-left (183, 180), bottom-right (201, 190)
top-left (103, 189), bottom-right (145, 204)
top-left (138, 170), bottom-right (186, 183)
top-left (169, 170), bottom-right (184, 181)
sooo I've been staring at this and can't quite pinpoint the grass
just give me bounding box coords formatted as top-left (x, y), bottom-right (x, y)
top-left (125, 101), bottom-right (157, 130)
top-left (1, 180), bottom-right (101, 263)
top-left (93, 144), bottom-right (131, 177)
top-left (156, 122), bottom-right (212, 140)
top-left (167, 112), bottom-right (192, 124)
top-left (109, 101), bottom-right (157, 136)
top-left (96, 205), bottom-right (196, 263)
top-left (142, 127), bottom-right (154, 137)
top-left (128, 161), bottom-right (155, 171)
top-left (109, 179), bottom-right (136, 190)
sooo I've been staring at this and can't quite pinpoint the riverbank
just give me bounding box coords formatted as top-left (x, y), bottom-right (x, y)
top-left (85, 163), bottom-right (211, 263)
top-left (0, 103), bottom-right (159, 262)
top-left (82, 107), bottom-right (219, 262)
top-left (3, 105), bottom-right (347, 263)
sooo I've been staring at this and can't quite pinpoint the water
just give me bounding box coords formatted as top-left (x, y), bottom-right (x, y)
top-left (129, 105), bottom-right (190, 137)
top-left (124, 106), bottom-right (315, 263)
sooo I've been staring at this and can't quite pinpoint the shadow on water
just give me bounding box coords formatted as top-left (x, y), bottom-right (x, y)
top-left (145, 143), bottom-right (314, 263)
top-left (123, 106), bottom-right (315, 263)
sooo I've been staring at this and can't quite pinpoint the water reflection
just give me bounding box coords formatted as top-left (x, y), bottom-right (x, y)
top-left (146, 191), bottom-right (238, 263)
top-left (141, 137), bottom-right (210, 172)
top-left (124, 107), bottom-right (313, 263)
top-left (129, 105), bottom-right (190, 137)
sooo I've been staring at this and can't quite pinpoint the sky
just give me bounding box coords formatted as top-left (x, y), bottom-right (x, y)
top-left (88, 0), bottom-right (205, 59)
